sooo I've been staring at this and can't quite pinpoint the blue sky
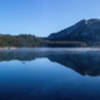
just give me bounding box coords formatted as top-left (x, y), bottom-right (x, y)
top-left (0, 0), bottom-right (100, 36)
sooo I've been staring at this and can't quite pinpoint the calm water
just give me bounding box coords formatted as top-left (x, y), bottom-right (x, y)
top-left (0, 48), bottom-right (100, 100)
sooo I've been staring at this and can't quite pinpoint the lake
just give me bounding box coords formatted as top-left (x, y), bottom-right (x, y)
top-left (0, 48), bottom-right (100, 100)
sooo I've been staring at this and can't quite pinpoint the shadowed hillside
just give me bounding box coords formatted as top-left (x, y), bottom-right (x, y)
top-left (47, 19), bottom-right (100, 47)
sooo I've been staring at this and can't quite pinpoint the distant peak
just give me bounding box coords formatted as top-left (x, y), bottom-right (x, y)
top-left (86, 18), bottom-right (100, 24)
top-left (77, 18), bottom-right (100, 25)
top-left (88, 18), bottom-right (100, 22)
top-left (75, 19), bottom-right (88, 26)
top-left (78, 19), bottom-right (87, 23)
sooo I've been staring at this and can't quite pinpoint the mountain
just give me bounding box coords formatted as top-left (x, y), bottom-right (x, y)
top-left (48, 19), bottom-right (100, 44)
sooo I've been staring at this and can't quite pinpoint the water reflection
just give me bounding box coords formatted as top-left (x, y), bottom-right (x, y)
top-left (0, 48), bottom-right (100, 76)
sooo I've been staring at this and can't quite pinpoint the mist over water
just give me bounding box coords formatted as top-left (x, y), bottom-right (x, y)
top-left (0, 48), bottom-right (100, 100)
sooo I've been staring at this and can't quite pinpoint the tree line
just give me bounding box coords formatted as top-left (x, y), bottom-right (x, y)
top-left (0, 34), bottom-right (45, 47)
top-left (0, 34), bottom-right (88, 47)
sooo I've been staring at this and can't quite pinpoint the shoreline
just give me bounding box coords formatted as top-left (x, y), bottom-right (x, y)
top-left (0, 47), bottom-right (100, 51)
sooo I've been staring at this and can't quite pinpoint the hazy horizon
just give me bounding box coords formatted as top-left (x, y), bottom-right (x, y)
top-left (0, 0), bottom-right (100, 37)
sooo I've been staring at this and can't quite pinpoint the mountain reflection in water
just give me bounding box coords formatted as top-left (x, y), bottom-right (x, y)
top-left (0, 48), bottom-right (100, 76)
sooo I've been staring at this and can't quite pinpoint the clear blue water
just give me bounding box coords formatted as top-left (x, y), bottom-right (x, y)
top-left (0, 48), bottom-right (100, 100)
